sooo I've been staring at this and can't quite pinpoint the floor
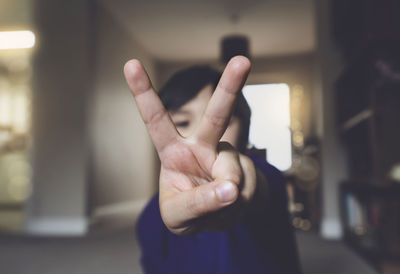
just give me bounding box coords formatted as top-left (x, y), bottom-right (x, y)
top-left (0, 215), bottom-right (379, 274)
top-left (296, 232), bottom-right (378, 274)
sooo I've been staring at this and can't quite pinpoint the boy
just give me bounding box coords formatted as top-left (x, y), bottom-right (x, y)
top-left (124, 56), bottom-right (301, 274)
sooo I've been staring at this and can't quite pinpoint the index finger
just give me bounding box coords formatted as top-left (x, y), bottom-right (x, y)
top-left (195, 56), bottom-right (251, 147)
top-left (124, 59), bottom-right (179, 153)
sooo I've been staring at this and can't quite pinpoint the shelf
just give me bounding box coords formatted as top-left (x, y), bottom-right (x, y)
top-left (341, 182), bottom-right (400, 198)
top-left (344, 230), bottom-right (382, 270)
top-left (340, 182), bottom-right (400, 273)
top-left (0, 203), bottom-right (24, 210)
top-left (341, 109), bottom-right (374, 132)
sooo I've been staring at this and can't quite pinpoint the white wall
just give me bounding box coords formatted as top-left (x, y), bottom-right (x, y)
top-left (89, 3), bottom-right (158, 219)
top-left (248, 54), bottom-right (315, 138)
top-left (26, 0), bottom-right (159, 235)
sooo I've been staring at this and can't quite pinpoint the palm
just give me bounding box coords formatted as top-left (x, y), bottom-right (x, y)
top-left (161, 141), bottom-right (215, 190)
top-left (124, 56), bottom-right (251, 234)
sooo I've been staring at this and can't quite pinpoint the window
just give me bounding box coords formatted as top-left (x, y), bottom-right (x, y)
top-left (243, 84), bottom-right (292, 171)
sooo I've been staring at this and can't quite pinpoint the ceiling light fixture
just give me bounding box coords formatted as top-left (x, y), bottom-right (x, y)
top-left (221, 35), bottom-right (250, 64)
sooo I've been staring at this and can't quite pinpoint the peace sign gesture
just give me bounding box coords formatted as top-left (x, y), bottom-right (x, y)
top-left (124, 56), bottom-right (260, 235)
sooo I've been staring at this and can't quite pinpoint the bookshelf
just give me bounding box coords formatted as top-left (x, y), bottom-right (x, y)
top-left (340, 183), bottom-right (400, 268)
top-left (332, 1), bottom-right (400, 271)
top-left (336, 41), bottom-right (400, 272)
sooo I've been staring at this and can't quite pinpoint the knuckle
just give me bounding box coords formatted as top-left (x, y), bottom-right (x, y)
top-left (226, 172), bottom-right (242, 185)
top-left (186, 189), bottom-right (201, 215)
top-left (240, 155), bottom-right (254, 170)
top-left (213, 150), bottom-right (243, 184)
top-left (188, 187), bottom-right (211, 216)
top-left (204, 112), bottom-right (227, 130)
top-left (218, 81), bottom-right (237, 95)
top-left (145, 109), bottom-right (166, 127)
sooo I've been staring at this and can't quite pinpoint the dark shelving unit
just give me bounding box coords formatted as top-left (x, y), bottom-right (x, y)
top-left (332, 1), bottom-right (400, 271)
top-left (335, 41), bottom-right (400, 272)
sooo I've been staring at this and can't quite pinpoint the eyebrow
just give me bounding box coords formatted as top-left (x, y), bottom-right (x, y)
top-left (170, 109), bottom-right (191, 115)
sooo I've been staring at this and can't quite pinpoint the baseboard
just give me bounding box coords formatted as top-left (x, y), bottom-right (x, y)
top-left (25, 217), bottom-right (88, 236)
top-left (92, 198), bottom-right (149, 221)
top-left (320, 218), bottom-right (343, 239)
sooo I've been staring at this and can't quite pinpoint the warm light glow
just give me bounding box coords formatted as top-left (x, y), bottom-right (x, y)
top-left (8, 175), bottom-right (31, 201)
top-left (12, 92), bottom-right (29, 134)
top-left (243, 84), bottom-right (292, 171)
top-left (0, 89), bottom-right (29, 134)
top-left (0, 31), bottom-right (36, 50)
top-left (0, 91), bottom-right (12, 127)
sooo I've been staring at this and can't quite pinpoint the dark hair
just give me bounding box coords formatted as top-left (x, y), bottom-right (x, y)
top-left (159, 65), bottom-right (251, 153)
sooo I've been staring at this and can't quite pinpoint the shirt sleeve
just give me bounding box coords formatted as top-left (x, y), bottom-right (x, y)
top-left (245, 155), bottom-right (303, 274)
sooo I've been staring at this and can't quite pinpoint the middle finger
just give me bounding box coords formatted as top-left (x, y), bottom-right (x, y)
top-left (194, 56), bottom-right (251, 147)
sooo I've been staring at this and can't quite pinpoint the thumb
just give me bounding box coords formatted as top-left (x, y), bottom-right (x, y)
top-left (160, 181), bottom-right (238, 230)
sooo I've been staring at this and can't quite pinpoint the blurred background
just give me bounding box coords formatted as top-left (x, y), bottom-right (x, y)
top-left (0, 0), bottom-right (399, 273)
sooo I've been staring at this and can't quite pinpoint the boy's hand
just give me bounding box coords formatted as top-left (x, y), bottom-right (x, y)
top-left (124, 56), bottom-right (257, 235)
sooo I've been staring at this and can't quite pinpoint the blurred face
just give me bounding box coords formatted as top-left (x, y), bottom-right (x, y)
top-left (169, 84), bottom-right (241, 149)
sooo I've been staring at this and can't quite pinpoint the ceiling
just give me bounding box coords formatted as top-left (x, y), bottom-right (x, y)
top-left (101, 0), bottom-right (316, 62)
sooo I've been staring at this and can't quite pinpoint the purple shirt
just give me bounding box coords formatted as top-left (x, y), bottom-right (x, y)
top-left (136, 155), bottom-right (302, 274)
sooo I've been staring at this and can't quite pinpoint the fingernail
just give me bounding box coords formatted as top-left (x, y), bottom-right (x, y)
top-left (216, 182), bottom-right (237, 203)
